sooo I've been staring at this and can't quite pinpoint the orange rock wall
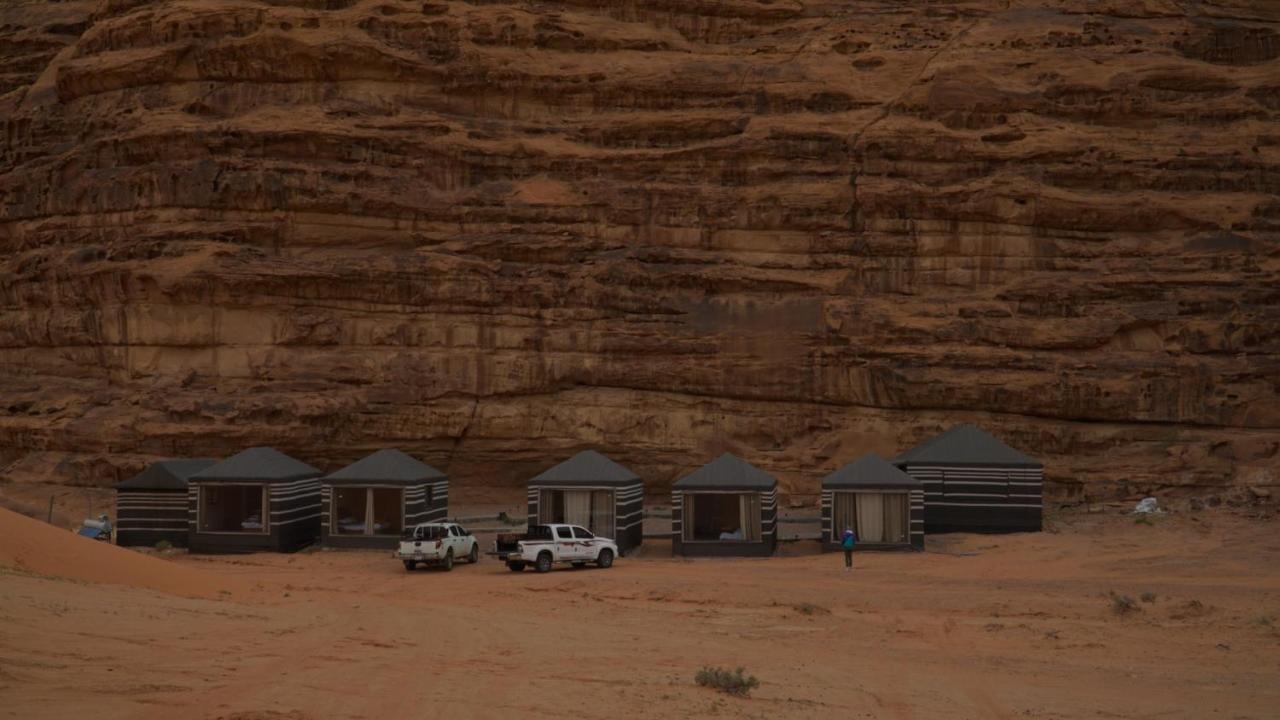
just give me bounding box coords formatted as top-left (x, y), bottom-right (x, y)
top-left (1, 0), bottom-right (1277, 500)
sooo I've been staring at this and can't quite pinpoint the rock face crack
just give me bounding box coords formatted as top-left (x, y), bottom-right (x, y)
top-left (0, 1), bottom-right (1277, 498)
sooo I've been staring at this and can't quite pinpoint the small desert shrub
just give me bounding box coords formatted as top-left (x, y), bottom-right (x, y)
top-left (154, 539), bottom-right (173, 551)
top-left (1252, 615), bottom-right (1274, 628)
top-left (1134, 515), bottom-right (1154, 526)
top-left (793, 602), bottom-right (830, 616)
top-left (1109, 591), bottom-right (1139, 616)
top-left (1140, 592), bottom-right (1157, 603)
top-left (695, 666), bottom-right (759, 697)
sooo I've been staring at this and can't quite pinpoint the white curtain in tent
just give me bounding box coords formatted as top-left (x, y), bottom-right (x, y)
top-left (883, 493), bottom-right (907, 543)
top-left (591, 490), bottom-right (614, 538)
top-left (855, 493), bottom-right (886, 543)
top-left (564, 490), bottom-right (592, 527)
top-left (740, 494), bottom-right (761, 542)
top-left (832, 492), bottom-right (856, 541)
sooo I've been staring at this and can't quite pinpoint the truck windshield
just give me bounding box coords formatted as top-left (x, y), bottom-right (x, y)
top-left (411, 526), bottom-right (448, 540)
top-left (526, 525), bottom-right (554, 541)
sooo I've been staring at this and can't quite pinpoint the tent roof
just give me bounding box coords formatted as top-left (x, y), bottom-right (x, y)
top-left (324, 449), bottom-right (446, 485)
top-left (674, 453), bottom-right (777, 491)
top-left (894, 424), bottom-right (1041, 468)
top-left (530, 449), bottom-right (640, 486)
top-left (117, 458), bottom-right (218, 490)
top-left (190, 447), bottom-right (321, 483)
top-left (822, 453), bottom-right (920, 489)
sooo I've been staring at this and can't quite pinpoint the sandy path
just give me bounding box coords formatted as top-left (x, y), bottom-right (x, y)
top-left (1, 510), bottom-right (1278, 720)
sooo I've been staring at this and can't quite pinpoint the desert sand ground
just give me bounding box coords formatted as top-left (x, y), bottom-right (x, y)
top-left (2, 504), bottom-right (1278, 720)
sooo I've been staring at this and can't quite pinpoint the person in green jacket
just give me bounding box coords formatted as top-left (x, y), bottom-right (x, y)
top-left (841, 527), bottom-right (856, 572)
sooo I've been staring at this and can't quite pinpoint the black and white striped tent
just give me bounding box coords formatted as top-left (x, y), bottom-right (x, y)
top-left (672, 453), bottom-right (777, 557)
top-left (527, 450), bottom-right (643, 555)
top-left (821, 453), bottom-right (923, 551)
top-left (322, 449), bottom-right (448, 549)
top-left (115, 458), bottom-right (216, 548)
top-left (894, 424), bottom-right (1043, 534)
top-left (188, 447), bottom-right (323, 553)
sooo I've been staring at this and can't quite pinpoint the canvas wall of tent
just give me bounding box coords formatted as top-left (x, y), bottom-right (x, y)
top-left (187, 447), bottom-right (323, 553)
top-left (672, 453), bottom-right (779, 557)
top-left (893, 425), bottom-right (1043, 534)
top-left (526, 449), bottom-right (644, 555)
top-left (321, 449), bottom-right (449, 549)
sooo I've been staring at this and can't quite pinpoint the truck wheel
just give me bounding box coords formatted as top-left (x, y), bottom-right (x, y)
top-left (535, 551), bottom-right (553, 573)
top-left (441, 549), bottom-right (454, 571)
top-left (596, 549), bottom-right (614, 569)
top-left (403, 560), bottom-right (417, 571)
top-left (507, 561), bottom-right (526, 572)
top-left (468, 543), bottom-right (479, 564)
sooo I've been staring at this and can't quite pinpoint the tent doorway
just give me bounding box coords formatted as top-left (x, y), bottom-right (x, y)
top-left (538, 488), bottom-right (615, 538)
top-left (683, 493), bottom-right (761, 542)
top-left (832, 491), bottom-right (908, 544)
top-left (199, 484), bottom-right (268, 534)
top-left (332, 487), bottom-right (404, 536)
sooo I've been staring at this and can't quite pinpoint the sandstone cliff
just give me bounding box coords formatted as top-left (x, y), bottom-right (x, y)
top-left (1, 0), bottom-right (1277, 502)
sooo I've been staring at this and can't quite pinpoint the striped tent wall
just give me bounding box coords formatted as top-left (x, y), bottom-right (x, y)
top-left (819, 489), bottom-right (924, 551)
top-left (614, 481), bottom-right (644, 554)
top-left (904, 465), bottom-right (1043, 534)
top-left (116, 490), bottom-right (189, 547)
top-left (762, 487), bottom-right (778, 541)
top-left (527, 482), bottom-right (644, 554)
top-left (671, 488), bottom-right (777, 557)
top-left (188, 478), bottom-right (322, 553)
top-left (407, 479), bottom-right (450, 525)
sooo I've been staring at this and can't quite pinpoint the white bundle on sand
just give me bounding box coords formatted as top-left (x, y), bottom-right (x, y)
top-left (1133, 497), bottom-right (1161, 514)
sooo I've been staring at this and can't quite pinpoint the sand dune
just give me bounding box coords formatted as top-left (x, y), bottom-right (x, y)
top-left (0, 506), bottom-right (245, 598)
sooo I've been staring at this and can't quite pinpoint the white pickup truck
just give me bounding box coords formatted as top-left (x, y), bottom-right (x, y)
top-left (396, 522), bottom-right (479, 571)
top-left (490, 523), bottom-right (617, 573)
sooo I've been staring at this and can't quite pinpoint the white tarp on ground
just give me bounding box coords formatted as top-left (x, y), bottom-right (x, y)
top-left (1134, 497), bottom-right (1160, 514)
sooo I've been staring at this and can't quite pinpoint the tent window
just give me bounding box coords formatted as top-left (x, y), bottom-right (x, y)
top-left (683, 493), bottom-right (761, 542)
top-left (332, 488), bottom-right (403, 536)
top-left (199, 484), bottom-right (267, 534)
top-left (538, 488), bottom-right (615, 538)
top-left (832, 491), bottom-right (908, 544)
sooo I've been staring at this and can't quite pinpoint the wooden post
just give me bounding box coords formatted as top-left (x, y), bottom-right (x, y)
top-left (47, 494), bottom-right (54, 524)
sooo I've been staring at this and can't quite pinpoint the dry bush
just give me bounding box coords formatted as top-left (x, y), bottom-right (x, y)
top-left (1109, 591), bottom-right (1140, 616)
top-left (695, 666), bottom-right (760, 697)
top-left (1140, 592), bottom-right (1157, 603)
top-left (793, 602), bottom-right (830, 616)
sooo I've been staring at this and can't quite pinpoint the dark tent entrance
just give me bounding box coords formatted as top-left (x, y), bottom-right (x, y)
top-left (330, 486), bottom-right (407, 537)
top-left (681, 492), bottom-right (762, 543)
top-left (829, 491), bottom-right (909, 545)
top-left (198, 484), bottom-right (268, 534)
top-left (536, 488), bottom-right (616, 540)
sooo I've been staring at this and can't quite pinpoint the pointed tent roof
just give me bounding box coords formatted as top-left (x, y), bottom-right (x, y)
top-left (117, 458), bottom-right (218, 491)
top-left (190, 447), bottom-right (321, 483)
top-left (822, 453), bottom-right (920, 489)
top-left (894, 424), bottom-right (1041, 468)
top-left (530, 449), bottom-right (640, 486)
top-left (324, 449), bottom-right (446, 486)
top-left (674, 453), bottom-right (777, 491)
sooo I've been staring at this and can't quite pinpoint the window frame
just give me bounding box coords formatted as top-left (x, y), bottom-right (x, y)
top-left (330, 485), bottom-right (405, 537)
top-left (197, 483), bottom-right (270, 535)
top-left (681, 491), bottom-right (762, 543)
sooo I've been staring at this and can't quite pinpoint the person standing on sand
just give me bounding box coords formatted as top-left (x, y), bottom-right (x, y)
top-left (841, 528), bottom-right (856, 572)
